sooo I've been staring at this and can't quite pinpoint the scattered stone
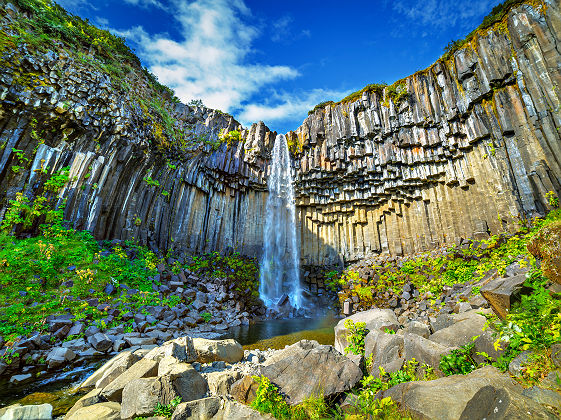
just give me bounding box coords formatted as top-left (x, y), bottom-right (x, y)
top-left (9, 373), bottom-right (32, 385)
top-left (87, 333), bottom-right (113, 352)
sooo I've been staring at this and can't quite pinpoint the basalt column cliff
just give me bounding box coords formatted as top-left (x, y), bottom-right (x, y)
top-left (290, 0), bottom-right (561, 265)
top-left (0, 0), bottom-right (560, 268)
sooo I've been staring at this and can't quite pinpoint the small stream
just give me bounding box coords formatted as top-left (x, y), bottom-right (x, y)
top-left (0, 316), bottom-right (339, 415)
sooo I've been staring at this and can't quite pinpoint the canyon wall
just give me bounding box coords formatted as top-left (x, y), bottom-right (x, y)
top-left (291, 0), bottom-right (561, 265)
top-left (0, 0), bottom-right (560, 268)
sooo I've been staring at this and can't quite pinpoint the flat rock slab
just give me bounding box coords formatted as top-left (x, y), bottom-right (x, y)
top-left (260, 340), bottom-right (362, 405)
top-left (383, 366), bottom-right (556, 420)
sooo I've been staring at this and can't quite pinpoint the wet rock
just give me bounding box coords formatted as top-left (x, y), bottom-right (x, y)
top-left (46, 347), bottom-right (76, 369)
top-left (9, 373), bottom-right (32, 385)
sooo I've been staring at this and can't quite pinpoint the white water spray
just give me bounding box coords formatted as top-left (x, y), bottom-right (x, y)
top-left (259, 134), bottom-right (302, 309)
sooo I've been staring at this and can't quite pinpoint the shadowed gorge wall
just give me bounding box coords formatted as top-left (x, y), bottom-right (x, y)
top-left (0, 0), bottom-right (560, 267)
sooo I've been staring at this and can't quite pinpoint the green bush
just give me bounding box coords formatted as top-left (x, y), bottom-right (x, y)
top-left (344, 319), bottom-right (369, 356)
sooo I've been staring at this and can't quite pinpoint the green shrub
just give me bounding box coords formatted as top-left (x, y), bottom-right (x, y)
top-left (344, 319), bottom-right (369, 356)
top-left (154, 396), bottom-right (182, 418)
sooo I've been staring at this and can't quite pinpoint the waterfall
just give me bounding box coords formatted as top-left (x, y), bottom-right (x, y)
top-left (259, 134), bottom-right (302, 309)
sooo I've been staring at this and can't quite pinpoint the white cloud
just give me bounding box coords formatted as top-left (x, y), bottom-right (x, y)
top-left (392, 0), bottom-right (497, 30)
top-left (119, 0), bottom-right (300, 115)
top-left (238, 88), bottom-right (352, 126)
top-left (122, 0), bottom-right (166, 9)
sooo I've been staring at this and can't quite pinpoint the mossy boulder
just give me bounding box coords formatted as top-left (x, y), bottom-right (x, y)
top-left (527, 221), bottom-right (561, 284)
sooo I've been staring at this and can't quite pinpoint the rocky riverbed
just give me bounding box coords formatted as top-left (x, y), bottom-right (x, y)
top-left (2, 282), bottom-right (560, 419)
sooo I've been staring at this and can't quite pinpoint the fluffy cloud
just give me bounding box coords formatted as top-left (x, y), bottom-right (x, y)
top-left (119, 0), bottom-right (300, 115)
top-left (238, 88), bottom-right (351, 126)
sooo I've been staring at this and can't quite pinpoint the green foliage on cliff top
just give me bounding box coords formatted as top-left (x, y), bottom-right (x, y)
top-left (442, 0), bottom-right (545, 60)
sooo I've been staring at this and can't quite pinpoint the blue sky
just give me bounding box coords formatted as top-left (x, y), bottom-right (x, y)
top-left (57, 0), bottom-right (502, 133)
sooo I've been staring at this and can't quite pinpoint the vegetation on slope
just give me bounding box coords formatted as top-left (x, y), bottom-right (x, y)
top-left (0, 0), bottom-right (237, 155)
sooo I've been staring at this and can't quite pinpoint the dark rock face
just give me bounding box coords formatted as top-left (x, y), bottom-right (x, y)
top-left (0, 1), bottom-right (560, 267)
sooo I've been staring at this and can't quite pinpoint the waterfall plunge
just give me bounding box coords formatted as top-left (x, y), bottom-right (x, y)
top-left (259, 134), bottom-right (302, 309)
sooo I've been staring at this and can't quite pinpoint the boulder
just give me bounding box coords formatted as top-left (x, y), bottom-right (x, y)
top-left (121, 365), bottom-right (206, 419)
top-left (145, 336), bottom-right (197, 363)
top-left (206, 370), bottom-right (242, 395)
top-left (64, 388), bottom-right (103, 419)
top-left (508, 351), bottom-right (531, 377)
top-left (46, 347), bottom-right (76, 369)
top-left (158, 360), bottom-right (208, 401)
top-left (9, 373), bottom-right (32, 385)
top-left (0, 404), bottom-right (52, 420)
top-left (260, 341), bottom-right (362, 405)
top-left (522, 386), bottom-right (561, 409)
top-left (80, 351), bottom-right (140, 389)
top-left (364, 330), bottom-right (405, 374)
top-left (171, 397), bottom-right (221, 420)
top-left (87, 333), bottom-right (113, 352)
top-left (65, 402), bottom-right (121, 420)
top-left (121, 377), bottom-right (178, 419)
top-left (383, 366), bottom-right (555, 419)
top-left (428, 310), bottom-right (501, 361)
top-left (527, 221), bottom-right (561, 284)
top-left (480, 275), bottom-right (529, 319)
top-left (404, 320), bottom-right (430, 338)
top-left (230, 375), bottom-right (259, 405)
top-left (218, 400), bottom-right (272, 420)
top-left (101, 357), bottom-right (159, 402)
top-left (192, 338), bottom-right (243, 363)
top-left (334, 308), bottom-right (399, 353)
top-left (403, 333), bottom-right (454, 369)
